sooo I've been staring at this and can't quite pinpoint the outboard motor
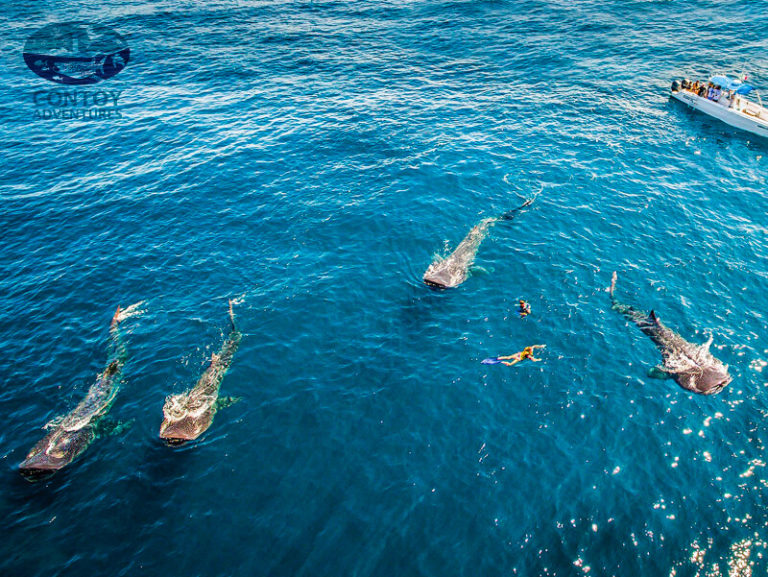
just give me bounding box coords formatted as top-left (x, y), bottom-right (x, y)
top-left (671, 79), bottom-right (681, 92)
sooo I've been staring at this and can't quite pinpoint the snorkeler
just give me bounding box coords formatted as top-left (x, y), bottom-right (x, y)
top-left (482, 345), bottom-right (545, 366)
top-left (518, 299), bottom-right (531, 318)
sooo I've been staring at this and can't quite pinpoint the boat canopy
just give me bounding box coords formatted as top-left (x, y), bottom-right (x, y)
top-left (709, 75), bottom-right (754, 94)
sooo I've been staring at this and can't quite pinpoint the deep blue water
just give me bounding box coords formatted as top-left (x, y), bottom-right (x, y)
top-left (3, 1), bottom-right (768, 575)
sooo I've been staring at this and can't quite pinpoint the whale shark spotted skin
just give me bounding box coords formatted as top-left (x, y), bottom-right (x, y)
top-left (609, 272), bottom-right (731, 395)
top-left (423, 217), bottom-right (496, 288)
top-left (423, 198), bottom-right (534, 289)
top-left (19, 303), bottom-right (143, 480)
top-left (159, 301), bottom-right (241, 444)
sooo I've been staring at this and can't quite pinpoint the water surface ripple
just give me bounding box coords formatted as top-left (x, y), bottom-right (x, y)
top-left (2, 1), bottom-right (768, 576)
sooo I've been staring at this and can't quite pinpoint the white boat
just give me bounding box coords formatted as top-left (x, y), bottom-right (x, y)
top-left (670, 74), bottom-right (768, 138)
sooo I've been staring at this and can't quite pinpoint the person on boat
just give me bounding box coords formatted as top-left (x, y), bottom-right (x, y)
top-left (698, 84), bottom-right (707, 98)
top-left (691, 80), bottom-right (700, 93)
top-left (497, 345), bottom-right (545, 366)
top-left (518, 299), bottom-right (531, 318)
top-left (713, 85), bottom-right (722, 102)
top-left (707, 84), bottom-right (715, 100)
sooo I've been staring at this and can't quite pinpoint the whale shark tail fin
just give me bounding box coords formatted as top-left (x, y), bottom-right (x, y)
top-left (228, 299), bottom-right (236, 332)
top-left (608, 271), bottom-right (636, 318)
top-left (609, 271), bottom-right (618, 299)
top-left (111, 306), bottom-right (122, 329)
top-left (500, 197), bottom-right (535, 221)
top-left (609, 273), bottom-right (656, 328)
top-left (702, 334), bottom-right (714, 353)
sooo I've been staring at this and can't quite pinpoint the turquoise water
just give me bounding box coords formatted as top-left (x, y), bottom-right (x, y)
top-left (3, 1), bottom-right (768, 575)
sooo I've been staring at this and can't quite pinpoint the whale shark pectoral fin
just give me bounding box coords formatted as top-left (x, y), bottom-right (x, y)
top-left (470, 265), bottom-right (490, 276)
top-left (215, 396), bottom-right (241, 410)
top-left (648, 365), bottom-right (671, 379)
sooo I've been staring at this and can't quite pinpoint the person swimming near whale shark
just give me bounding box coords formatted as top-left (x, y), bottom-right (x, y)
top-left (482, 345), bottom-right (545, 366)
top-left (518, 299), bottom-right (531, 318)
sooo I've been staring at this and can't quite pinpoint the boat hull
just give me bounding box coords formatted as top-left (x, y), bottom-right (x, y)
top-left (671, 89), bottom-right (768, 138)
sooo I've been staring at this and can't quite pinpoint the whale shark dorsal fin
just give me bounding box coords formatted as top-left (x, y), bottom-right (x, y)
top-left (648, 310), bottom-right (659, 324)
top-left (228, 299), bottom-right (236, 331)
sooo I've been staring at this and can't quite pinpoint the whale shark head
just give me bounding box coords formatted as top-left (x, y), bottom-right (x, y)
top-left (423, 269), bottom-right (454, 289)
top-left (683, 363), bottom-right (732, 395)
top-left (159, 393), bottom-right (216, 445)
top-left (159, 413), bottom-right (214, 445)
top-left (19, 428), bottom-right (95, 481)
top-left (672, 350), bottom-right (732, 395)
top-left (423, 261), bottom-right (465, 289)
top-left (686, 337), bottom-right (732, 395)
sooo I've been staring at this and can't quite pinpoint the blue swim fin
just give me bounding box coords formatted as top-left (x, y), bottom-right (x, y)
top-left (482, 357), bottom-right (502, 365)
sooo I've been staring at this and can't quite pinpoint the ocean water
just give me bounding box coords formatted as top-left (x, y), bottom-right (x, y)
top-left (2, 1), bottom-right (768, 575)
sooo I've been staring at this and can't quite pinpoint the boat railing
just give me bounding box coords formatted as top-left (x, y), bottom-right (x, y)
top-left (744, 103), bottom-right (765, 119)
top-left (677, 79), bottom-right (767, 120)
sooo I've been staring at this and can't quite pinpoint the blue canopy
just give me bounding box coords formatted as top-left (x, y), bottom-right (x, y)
top-left (709, 74), bottom-right (754, 94)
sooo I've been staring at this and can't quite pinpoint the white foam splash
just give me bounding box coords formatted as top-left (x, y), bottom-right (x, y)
top-left (43, 415), bottom-right (64, 430)
top-left (59, 413), bottom-right (94, 432)
top-left (116, 301), bottom-right (146, 322)
top-left (229, 295), bottom-right (246, 306)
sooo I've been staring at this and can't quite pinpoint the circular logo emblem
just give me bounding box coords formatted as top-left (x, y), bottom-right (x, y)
top-left (23, 22), bottom-right (129, 85)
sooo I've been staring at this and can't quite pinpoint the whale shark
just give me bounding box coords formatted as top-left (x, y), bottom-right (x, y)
top-left (423, 198), bottom-right (534, 289)
top-left (159, 301), bottom-right (241, 444)
top-left (609, 272), bottom-right (731, 395)
top-left (19, 303), bottom-right (143, 480)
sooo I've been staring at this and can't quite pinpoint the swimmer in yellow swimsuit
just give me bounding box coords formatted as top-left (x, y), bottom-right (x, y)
top-left (497, 345), bottom-right (545, 366)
